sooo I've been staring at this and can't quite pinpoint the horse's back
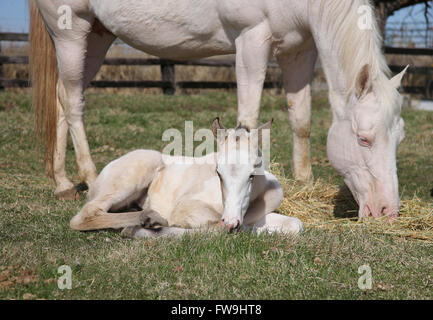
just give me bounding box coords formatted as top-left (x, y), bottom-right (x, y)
top-left (37, 0), bottom-right (313, 58)
top-left (88, 0), bottom-right (312, 59)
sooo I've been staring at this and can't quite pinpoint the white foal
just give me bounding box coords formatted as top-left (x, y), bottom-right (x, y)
top-left (69, 119), bottom-right (303, 238)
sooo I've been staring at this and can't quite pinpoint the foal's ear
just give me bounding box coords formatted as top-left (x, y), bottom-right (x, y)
top-left (355, 64), bottom-right (372, 99)
top-left (390, 65), bottom-right (409, 89)
top-left (258, 119), bottom-right (274, 131)
top-left (257, 118), bottom-right (274, 142)
top-left (211, 117), bottom-right (226, 139)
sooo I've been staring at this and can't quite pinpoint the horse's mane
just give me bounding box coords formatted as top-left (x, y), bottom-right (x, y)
top-left (316, 0), bottom-right (400, 118)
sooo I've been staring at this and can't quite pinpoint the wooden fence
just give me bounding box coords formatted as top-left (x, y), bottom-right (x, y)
top-left (1, 32), bottom-right (432, 97)
top-left (0, 32), bottom-right (281, 94)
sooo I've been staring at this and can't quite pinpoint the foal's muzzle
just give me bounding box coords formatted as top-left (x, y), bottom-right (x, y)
top-left (221, 218), bottom-right (240, 232)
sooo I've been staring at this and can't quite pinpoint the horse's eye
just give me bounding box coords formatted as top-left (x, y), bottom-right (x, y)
top-left (358, 136), bottom-right (371, 147)
top-left (249, 174), bottom-right (254, 180)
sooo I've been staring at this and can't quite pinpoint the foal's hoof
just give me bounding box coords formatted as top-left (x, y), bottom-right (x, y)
top-left (121, 226), bottom-right (158, 239)
top-left (121, 226), bottom-right (142, 239)
top-left (54, 187), bottom-right (81, 201)
top-left (140, 210), bottom-right (168, 230)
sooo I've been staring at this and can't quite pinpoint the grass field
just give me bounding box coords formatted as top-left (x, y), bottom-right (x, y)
top-left (0, 90), bottom-right (432, 300)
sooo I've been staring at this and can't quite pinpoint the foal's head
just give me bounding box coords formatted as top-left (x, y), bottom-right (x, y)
top-left (211, 118), bottom-right (273, 230)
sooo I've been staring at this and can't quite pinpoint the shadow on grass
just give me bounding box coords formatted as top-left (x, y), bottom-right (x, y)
top-left (332, 185), bottom-right (359, 219)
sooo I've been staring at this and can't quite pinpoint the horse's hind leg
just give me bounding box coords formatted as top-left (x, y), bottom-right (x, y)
top-left (53, 79), bottom-right (78, 200)
top-left (53, 21), bottom-right (115, 199)
top-left (277, 48), bottom-right (317, 183)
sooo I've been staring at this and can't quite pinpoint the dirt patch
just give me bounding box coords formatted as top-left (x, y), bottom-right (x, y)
top-left (0, 265), bottom-right (39, 292)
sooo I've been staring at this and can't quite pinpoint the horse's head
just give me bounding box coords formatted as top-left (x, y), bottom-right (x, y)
top-left (211, 118), bottom-right (273, 230)
top-left (327, 65), bottom-right (408, 220)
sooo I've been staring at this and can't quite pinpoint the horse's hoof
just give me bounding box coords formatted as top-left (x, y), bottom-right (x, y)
top-left (54, 187), bottom-right (81, 201)
top-left (75, 182), bottom-right (89, 192)
top-left (54, 183), bottom-right (89, 200)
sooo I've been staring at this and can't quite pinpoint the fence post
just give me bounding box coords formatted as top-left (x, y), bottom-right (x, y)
top-left (160, 60), bottom-right (175, 95)
top-left (0, 41), bottom-right (4, 90)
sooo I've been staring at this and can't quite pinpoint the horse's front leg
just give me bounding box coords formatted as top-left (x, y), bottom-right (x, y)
top-left (235, 22), bottom-right (272, 129)
top-left (277, 48), bottom-right (318, 183)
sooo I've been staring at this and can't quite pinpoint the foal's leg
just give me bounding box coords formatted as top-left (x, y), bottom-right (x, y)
top-left (53, 21), bottom-right (115, 199)
top-left (235, 21), bottom-right (272, 129)
top-left (121, 201), bottom-right (222, 239)
top-left (121, 224), bottom-right (222, 239)
top-left (70, 204), bottom-right (165, 231)
top-left (243, 174), bottom-right (284, 227)
top-left (121, 226), bottom-right (194, 239)
top-left (277, 48), bottom-right (318, 183)
top-left (243, 173), bottom-right (303, 235)
top-left (69, 150), bottom-right (166, 231)
top-left (252, 213), bottom-right (303, 235)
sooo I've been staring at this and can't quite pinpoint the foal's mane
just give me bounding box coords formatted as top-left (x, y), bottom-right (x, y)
top-left (316, 0), bottom-right (400, 117)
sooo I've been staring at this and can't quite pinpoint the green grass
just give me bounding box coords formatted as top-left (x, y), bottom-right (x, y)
top-left (0, 90), bottom-right (432, 299)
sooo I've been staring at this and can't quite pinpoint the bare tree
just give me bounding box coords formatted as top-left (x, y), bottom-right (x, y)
top-left (374, 0), bottom-right (432, 36)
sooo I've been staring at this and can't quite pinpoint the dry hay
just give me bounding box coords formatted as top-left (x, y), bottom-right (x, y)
top-left (271, 163), bottom-right (433, 242)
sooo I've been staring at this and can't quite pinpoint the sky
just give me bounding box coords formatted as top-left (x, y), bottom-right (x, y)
top-left (0, 0), bottom-right (430, 33)
top-left (0, 0), bottom-right (29, 33)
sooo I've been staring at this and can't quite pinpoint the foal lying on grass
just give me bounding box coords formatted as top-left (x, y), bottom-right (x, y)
top-left (70, 118), bottom-right (303, 238)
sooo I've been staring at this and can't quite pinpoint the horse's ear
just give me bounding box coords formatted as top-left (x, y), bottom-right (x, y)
top-left (355, 64), bottom-right (372, 99)
top-left (390, 65), bottom-right (409, 89)
top-left (211, 117), bottom-right (226, 139)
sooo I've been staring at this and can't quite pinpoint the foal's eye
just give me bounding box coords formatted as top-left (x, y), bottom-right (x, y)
top-left (357, 136), bottom-right (371, 147)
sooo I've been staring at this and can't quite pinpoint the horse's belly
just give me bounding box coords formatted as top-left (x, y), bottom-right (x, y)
top-left (119, 33), bottom-right (234, 59)
top-left (90, 0), bottom-right (235, 59)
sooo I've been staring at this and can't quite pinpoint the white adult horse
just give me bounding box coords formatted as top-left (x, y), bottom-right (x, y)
top-left (69, 118), bottom-right (303, 236)
top-left (30, 0), bottom-right (408, 219)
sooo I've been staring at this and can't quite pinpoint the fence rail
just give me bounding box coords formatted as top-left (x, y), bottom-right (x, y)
top-left (0, 32), bottom-right (283, 93)
top-left (1, 33), bottom-right (432, 97)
